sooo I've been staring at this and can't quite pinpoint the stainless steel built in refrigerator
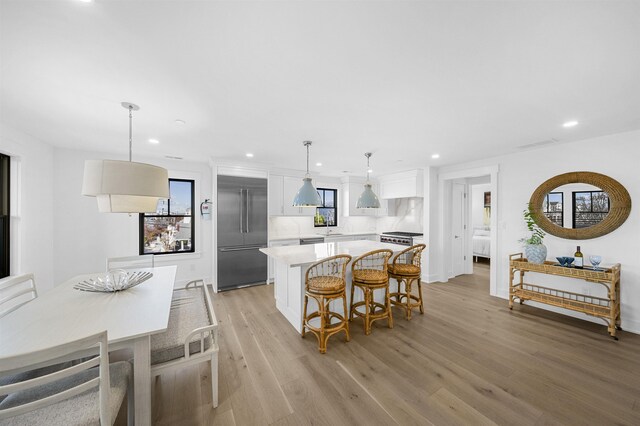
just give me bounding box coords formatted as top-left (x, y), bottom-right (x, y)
top-left (217, 175), bottom-right (268, 291)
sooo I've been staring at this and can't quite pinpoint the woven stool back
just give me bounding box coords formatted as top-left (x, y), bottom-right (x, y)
top-left (305, 254), bottom-right (352, 291)
top-left (352, 249), bottom-right (393, 277)
top-left (392, 244), bottom-right (426, 269)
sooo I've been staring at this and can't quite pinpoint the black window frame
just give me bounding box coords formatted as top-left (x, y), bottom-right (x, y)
top-left (314, 188), bottom-right (338, 228)
top-left (543, 191), bottom-right (564, 227)
top-left (572, 190), bottom-right (610, 229)
top-left (0, 153), bottom-right (10, 279)
top-left (139, 178), bottom-right (195, 255)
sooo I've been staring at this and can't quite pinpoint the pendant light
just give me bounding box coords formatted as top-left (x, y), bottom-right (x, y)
top-left (82, 102), bottom-right (169, 213)
top-left (356, 152), bottom-right (381, 209)
top-left (292, 141), bottom-right (322, 207)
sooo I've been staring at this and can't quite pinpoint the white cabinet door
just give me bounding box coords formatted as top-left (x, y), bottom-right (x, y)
top-left (283, 176), bottom-right (316, 216)
top-left (268, 175), bottom-right (284, 216)
top-left (342, 182), bottom-right (377, 217)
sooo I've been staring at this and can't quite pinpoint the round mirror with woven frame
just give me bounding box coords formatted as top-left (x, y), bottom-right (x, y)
top-left (529, 171), bottom-right (631, 240)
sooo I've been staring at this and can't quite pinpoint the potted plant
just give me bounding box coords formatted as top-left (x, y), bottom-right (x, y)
top-left (519, 203), bottom-right (547, 264)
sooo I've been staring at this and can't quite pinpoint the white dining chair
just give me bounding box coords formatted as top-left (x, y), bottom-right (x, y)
top-left (0, 273), bottom-right (37, 319)
top-left (106, 255), bottom-right (155, 271)
top-left (0, 331), bottom-right (132, 426)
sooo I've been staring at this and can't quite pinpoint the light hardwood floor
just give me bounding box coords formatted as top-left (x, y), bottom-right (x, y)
top-left (143, 263), bottom-right (640, 425)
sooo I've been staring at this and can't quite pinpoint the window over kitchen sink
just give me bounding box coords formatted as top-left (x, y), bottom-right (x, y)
top-left (139, 179), bottom-right (195, 255)
top-left (314, 188), bottom-right (337, 227)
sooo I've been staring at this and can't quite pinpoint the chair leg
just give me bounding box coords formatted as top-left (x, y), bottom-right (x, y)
top-left (128, 372), bottom-right (135, 426)
top-left (319, 296), bottom-right (327, 353)
top-left (302, 294), bottom-right (308, 337)
top-left (406, 279), bottom-right (412, 320)
top-left (418, 281), bottom-right (424, 314)
top-left (349, 282), bottom-right (355, 322)
top-left (342, 292), bottom-right (351, 342)
top-left (211, 352), bottom-right (219, 408)
top-left (386, 283), bottom-right (393, 329)
top-left (364, 288), bottom-right (371, 335)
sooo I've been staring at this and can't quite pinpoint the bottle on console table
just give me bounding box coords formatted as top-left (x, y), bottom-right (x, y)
top-left (574, 246), bottom-right (583, 269)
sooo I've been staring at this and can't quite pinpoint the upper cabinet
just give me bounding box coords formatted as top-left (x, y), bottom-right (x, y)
top-left (341, 177), bottom-right (393, 217)
top-left (269, 174), bottom-right (315, 216)
top-left (379, 169), bottom-right (424, 199)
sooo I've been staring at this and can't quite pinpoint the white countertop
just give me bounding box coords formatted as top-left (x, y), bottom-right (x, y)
top-left (260, 240), bottom-right (408, 267)
top-left (269, 231), bottom-right (378, 242)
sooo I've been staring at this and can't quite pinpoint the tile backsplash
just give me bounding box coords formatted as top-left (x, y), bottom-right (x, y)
top-left (269, 197), bottom-right (423, 237)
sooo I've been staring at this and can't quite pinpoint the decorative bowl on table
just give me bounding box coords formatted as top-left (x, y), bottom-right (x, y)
top-left (74, 269), bottom-right (153, 293)
top-left (556, 257), bottom-right (567, 266)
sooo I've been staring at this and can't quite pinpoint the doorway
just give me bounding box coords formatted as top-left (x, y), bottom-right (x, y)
top-left (437, 166), bottom-right (498, 296)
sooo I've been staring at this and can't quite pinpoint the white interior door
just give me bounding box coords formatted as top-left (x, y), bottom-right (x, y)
top-left (451, 182), bottom-right (466, 277)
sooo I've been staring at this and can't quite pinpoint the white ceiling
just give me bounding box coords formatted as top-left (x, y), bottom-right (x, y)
top-left (1, 1), bottom-right (640, 176)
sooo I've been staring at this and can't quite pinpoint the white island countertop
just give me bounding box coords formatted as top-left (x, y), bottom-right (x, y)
top-left (260, 240), bottom-right (408, 267)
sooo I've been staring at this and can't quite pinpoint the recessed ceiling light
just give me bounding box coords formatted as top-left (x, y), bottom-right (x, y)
top-left (367, 169), bottom-right (373, 173)
top-left (174, 119), bottom-right (186, 125)
top-left (246, 153), bottom-right (254, 158)
top-left (316, 162), bottom-right (322, 166)
top-left (148, 139), bottom-right (160, 144)
top-left (562, 120), bottom-right (578, 128)
top-left (78, 0), bottom-right (93, 3)
top-left (431, 154), bottom-right (440, 159)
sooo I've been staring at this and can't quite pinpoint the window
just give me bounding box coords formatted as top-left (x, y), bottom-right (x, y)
top-left (543, 192), bottom-right (563, 227)
top-left (572, 191), bottom-right (610, 229)
top-left (140, 179), bottom-right (195, 254)
top-left (0, 154), bottom-right (9, 278)
top-left (314, 188), bottom-right (337, 227)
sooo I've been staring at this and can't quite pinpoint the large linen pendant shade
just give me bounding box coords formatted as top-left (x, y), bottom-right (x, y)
top-left (356, 183), bottom-right (381, 209)
top-left (293, 177), bottom-right (322, 207)
top-left (82, 159), bottom-right (169, 213)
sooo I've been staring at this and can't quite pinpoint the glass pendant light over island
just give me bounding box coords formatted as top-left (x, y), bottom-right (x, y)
top-left (81, 102), bottom-right (169, 213)
top-left (356, 152), bottom-right (381, 209)
top-left (292, 141), bottom-right (322, 207)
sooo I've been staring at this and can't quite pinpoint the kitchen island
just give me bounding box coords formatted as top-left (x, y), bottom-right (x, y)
top-left (260, 240), bottom-right (408, 333)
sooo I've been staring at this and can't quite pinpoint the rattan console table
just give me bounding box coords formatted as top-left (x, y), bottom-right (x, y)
top-left (509, 253), bottom-right (621, 339)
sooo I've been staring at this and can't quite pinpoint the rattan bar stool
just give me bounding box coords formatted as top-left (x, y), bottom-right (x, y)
top-left (389, 244), bottom-right (426, 320)
top-left (302, 254), bottom-right (353, 354)
top-left (349, 249), bottom-right (394, 335)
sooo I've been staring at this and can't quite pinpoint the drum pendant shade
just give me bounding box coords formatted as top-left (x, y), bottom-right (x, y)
top-left (81, 102), bottom-right (169, 213)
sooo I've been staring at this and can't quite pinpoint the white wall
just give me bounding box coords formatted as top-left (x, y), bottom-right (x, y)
top-left (0, 124), bottom-right (55, 291)
top-left (434, 129), bottom-right (640, 334)
top-left (471, 183), bottom-right (491, 229)
top-left (53, 148), bottom-right (212, 287)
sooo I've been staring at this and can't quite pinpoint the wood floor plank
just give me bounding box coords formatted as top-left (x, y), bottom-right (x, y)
top-left (145, 263), bottom-right (640, 425)
top-left (429, 387), bottom-right (499, 426)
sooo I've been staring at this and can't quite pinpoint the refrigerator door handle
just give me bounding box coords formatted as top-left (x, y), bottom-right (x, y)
top-left (219, 246), bottom-right (265, 252)
top-left (239, 189), bottom-right (244, 233)
top-left (246, 189), bottom-right (250, 233)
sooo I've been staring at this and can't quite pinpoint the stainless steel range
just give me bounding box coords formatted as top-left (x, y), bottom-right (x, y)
top-left (380, 231), bottom-right (423, 246)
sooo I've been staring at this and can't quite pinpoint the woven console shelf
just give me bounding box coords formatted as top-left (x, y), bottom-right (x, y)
top-left (508, 253), bottom-right (621, 339)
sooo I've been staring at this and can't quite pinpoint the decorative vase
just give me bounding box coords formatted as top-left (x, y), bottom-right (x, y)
top-left (524, 243), bottom-right (547, 264)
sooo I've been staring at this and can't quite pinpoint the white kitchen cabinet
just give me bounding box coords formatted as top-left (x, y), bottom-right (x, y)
top-left (267, 238), bottom-right (300, 282)
top-left (340, 178), bottom-right (379, 217)
top-left (379, 169), bottom-right (424, 199)
top-left (268, 174), bottom-right (315, 217)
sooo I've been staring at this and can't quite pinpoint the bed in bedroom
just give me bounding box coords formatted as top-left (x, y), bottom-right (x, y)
top-left (472, 228), bottom-right (491, 261)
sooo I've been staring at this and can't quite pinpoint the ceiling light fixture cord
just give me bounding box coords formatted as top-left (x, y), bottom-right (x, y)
top-left (128, 106), bottom-right (133, 162)
top-left (365, 152), bottom-right (372, 183)
top-left (304, 141), bottom-right (311, 177)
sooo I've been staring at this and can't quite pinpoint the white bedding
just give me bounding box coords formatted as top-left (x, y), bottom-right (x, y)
top-left (472, 229), bottom-right (491, 258)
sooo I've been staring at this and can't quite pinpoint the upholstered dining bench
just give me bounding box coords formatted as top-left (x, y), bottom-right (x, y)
top-left (150, 279), bottom-right (219, 407)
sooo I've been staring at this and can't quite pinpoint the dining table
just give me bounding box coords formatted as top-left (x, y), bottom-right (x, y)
top-left (0, 265), bottom-right (177, 426)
